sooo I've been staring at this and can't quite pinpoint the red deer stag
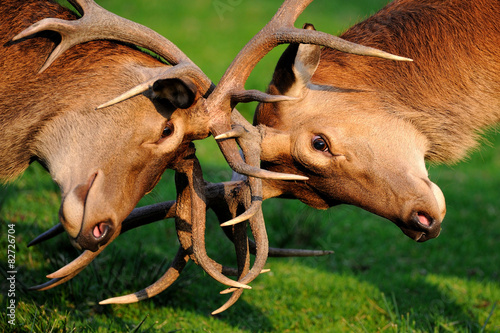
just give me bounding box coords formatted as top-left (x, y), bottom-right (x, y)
top-left (0, 0), bottom-right (213, 252)
top-left (253, 0), bottom-right (499, 241)
top-left (98, 0), bottom-right (498, 310)
top-left (85, 0), bottom-right (499, 309)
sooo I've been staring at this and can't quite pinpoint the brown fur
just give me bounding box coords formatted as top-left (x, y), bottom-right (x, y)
top-left (0, 0), bottom-right (163, 180)
top-left (314, 0), bottom-right (500, 163)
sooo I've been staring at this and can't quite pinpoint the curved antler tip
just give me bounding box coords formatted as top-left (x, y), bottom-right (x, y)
top-left (214, 126), bottom-right (246, 140)
top-left (220, 287), bottom-right (238, 295)
top-left (219, 283), bottom-right (252, 294)
top-left (393, 55), bottom-right (413, 62)
top-left (96, 101), bottom-right (113, 110)
top-left (99, 294), bottom-right (140, 305)
top-left (99, 299), bottom-right (113, 305)
top-left (220, 218), bottom-right (246, 228)
top-left (237, 283), bottom-right (252, 290)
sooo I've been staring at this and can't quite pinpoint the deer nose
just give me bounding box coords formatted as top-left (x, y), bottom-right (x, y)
top-left (396, 211), bottom-right (441, 242)
top-left (74, 221), bottom-right (114, 252)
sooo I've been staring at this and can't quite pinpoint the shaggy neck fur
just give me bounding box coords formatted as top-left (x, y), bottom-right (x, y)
top-left (313, 0), bottom-right (500, 163)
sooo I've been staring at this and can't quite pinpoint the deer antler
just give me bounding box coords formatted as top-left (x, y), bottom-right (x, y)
top-left (12, 0), bottom-right (205, 76)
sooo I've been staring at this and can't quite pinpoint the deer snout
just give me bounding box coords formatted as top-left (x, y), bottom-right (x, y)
top-left (59, 172), bottom-right (98, 239)
top-left (397, 179), bottom-right (446, 242)
top-left (59, 170), bottom-right (117, 251)
top-left (402, 212), bottom-right (441, 242)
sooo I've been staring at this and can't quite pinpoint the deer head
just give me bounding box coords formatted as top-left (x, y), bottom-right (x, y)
top-left (254, 24), bottom-right (448, 242)
top-left (1, 0), bottom-right (217, 252)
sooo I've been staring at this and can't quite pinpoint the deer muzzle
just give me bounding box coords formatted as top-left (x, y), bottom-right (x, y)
top-left (59, 170), bottom-right (117, 251)
top-left (397, 179), bottom-right (446, 242)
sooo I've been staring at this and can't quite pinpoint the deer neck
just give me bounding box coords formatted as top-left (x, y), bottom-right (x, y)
top-left (312, 0), bottom-right (500, 164)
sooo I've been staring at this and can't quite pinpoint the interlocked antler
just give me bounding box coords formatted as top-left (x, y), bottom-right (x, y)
top-left (26, 0), bottom-right (408, 312)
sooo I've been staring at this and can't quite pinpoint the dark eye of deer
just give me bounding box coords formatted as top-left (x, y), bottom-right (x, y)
top-left (312, 136), bottom-right (328, 152)
top-left (161, 122), bottom-right (174, 138)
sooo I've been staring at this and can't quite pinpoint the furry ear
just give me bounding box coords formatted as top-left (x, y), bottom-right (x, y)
top-left (270, 23), bottom-right (321, 97)
top-left (293, 24), bottom-right (321, 86)
top-left (152, 78), bottom-right (198, 109)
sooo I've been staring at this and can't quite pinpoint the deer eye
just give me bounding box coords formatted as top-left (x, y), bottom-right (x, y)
top-left (161, 122), bottom-right (174, 138)
top-left (312, 135), bottom-right (328, 152)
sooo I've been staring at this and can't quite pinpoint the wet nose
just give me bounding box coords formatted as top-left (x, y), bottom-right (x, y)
top-left (74, 221), bottom-right (114, 252)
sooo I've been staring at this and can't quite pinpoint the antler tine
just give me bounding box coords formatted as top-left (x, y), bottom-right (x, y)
top-left (99, 246), bottom-right (246, 305)
top-left (183, 155), bottom-right (251, 290)
top-left (212, 288), bottom-right (244, 315)
top-left (99, 246), bottom-right (189, 305)
top-left (28, 223), bottom-right (64, 247)
top-left (266, 245), bottom-right (333, 257)
top-left (97, 63), bottom-right (214, 110)
top-left (214, 111), bottom-right (308, 181)
top-left (212, 220), bottom-right (250, 315)
top-left (214, 137), bottom-right (308, 181)
top-left (46, 245), bottom-right (107, 279)
top-left (29, 268), bottom-right (85, 291)
top-left (217, 208), bottom-right (269, 294)
top-left (12, 0), bottom-right (209, 77)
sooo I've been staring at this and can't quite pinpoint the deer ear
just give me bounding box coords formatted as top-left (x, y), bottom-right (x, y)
top-left (271, 23), bottom-right (321, 97)
top-left (293, 24), bottom-right (321, 86)
top-left (152, 78), bottom-right (198, 109)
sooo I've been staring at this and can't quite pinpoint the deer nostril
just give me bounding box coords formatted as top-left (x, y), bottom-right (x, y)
top-left (416, 212), bottom-right (432, 227)
top-left (75, 222), bottom-right (114, 252)
top-left (93, 222), bottom-right (109, 239)
top-left (410, 211), bottom-right (434, 230)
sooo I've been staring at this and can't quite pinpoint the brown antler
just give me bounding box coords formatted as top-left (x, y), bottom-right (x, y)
top-left (12, 0), bottom-right (206, 76)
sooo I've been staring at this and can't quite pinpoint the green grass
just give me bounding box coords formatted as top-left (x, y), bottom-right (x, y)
top-left (1, 0), bottom-right (499, 332)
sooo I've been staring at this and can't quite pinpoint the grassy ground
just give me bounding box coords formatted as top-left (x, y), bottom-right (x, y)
top-left (1, 0), bottom-right (499, 332)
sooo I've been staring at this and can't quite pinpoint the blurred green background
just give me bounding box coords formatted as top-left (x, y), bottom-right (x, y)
top-left (1, 0), bottom-right (499, 332)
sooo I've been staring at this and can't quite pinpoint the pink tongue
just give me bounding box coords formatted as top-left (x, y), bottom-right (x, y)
top-left (418, 213), bottom-right (431, 227)
top-left (93, 224), bottom-right (104, 238)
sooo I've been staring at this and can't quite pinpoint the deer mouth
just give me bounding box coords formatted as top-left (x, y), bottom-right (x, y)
top-left (399, 211), bottom-right (441, 242)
